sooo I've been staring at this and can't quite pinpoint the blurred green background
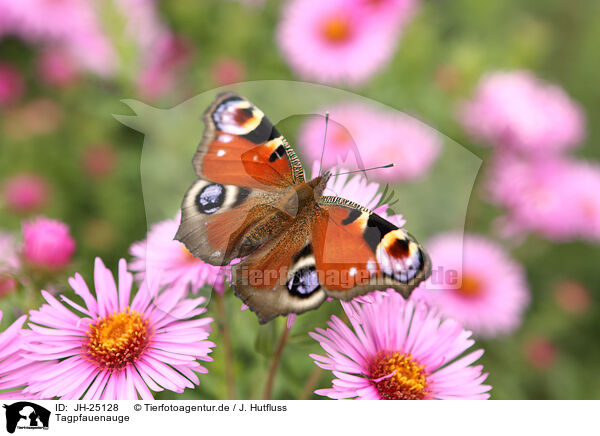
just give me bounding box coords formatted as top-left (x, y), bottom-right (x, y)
top-left (1, 0), bottom-right (599, 399)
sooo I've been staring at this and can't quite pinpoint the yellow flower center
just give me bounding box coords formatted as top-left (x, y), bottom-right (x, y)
top-left (456, 274), bottom-right (483, 298)
top-left (369, 351), bottom-right (429, 400)
top-left (321, 15), bottom-right (353, 44)
top-left (85, 309), bottom-right (150, 371)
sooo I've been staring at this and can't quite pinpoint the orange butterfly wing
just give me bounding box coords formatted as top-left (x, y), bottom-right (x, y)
top-left (312, 197), bottom-right (431, 300)
top-left (192, 92), bottom-right (304, 188)
top-left (177, 93), bottom-right (303, 265)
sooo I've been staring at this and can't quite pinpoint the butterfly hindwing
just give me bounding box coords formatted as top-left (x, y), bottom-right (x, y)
top-left (232, 220), bottom-right (327, 324)
top-left (313, 196), bottom-right (431, 300)
top-left (230, 195), bottom-right (430, 323)
top-left (176, 179), bottom-right (297, 266)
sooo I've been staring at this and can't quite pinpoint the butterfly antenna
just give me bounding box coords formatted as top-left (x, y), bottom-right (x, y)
top-left (332, 163), bottom-right (394, 177)
top-left (318, 112), bottom-right (330, 177)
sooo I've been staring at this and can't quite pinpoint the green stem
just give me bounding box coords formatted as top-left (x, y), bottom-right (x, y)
top-left (300, 366), bottom-right (324, 400)
top-left (215, 290), bottom-right (236, 400)
top-left (263, 323), bottom-right (291, 400)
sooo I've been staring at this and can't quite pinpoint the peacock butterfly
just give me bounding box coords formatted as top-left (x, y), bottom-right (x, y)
top-left (176, 92), bottom-right (431, 323)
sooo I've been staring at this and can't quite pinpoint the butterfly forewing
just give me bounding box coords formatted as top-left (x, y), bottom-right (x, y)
top-left (176, 93), bottom-right (305, 265)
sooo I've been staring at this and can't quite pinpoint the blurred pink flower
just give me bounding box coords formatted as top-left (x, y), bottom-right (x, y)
top-left (0, 312), bottom-right (53, 399)
top-left (569, 161), bottom-right (600, 242)
top-left (459, 71), bottom-right (585, 155)
top-left (0, 63), bottom-right (24, 107)
top-left (82, 143), bottom-right (117, 178)
top-left (311, 291), bottom-right (491, 399)
top-left (129, 214), bottom-right (228, 296)
top-left (0, 231), bottom-right (20, 271)
top-left (299, 103), bottom-right (441, 182)
top-left (2, 173), bottom-right (50, 214)
top-left (37, 47), bottom-right (79, 87)
top-left (413, 233), bottom-right (530, 338)
top-left (554, 280), bottom-right (591, 315)
top-left (0, 0), bottom-right (116, 76)
top-left (353, 0), bottom-right (418, 29)
top-left (524, 336), bottom-right (556, 371)
top-left (277, 0), bottom-right (405, 85)
top-left (0, 231), bottom-right (21, 298)
top-left (211, 57), bottom-right (246, 86)
top-left (0, 0), bottom-right (170, 79)
top-left (22, 217), bottom-right (76, 270)
top-left (137, 33), bottom-right (192, 100)
top-left (22, 258), bottom-right (214, 399)
top-left (488, 155), bottom-right (600, 242)
top-left (0, 276), bottom-right (17, 298)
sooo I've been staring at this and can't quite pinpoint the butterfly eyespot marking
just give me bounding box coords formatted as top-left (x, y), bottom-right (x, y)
top-left (376, 230), bottom-right (423, 283)
top-left (235, 107), bottom-right (255, 125)
top-left (212, 98), bottom-right (262, 135)
top-left (287, 267), bottom-right (320, 298)
top-left (195, 183), bottom-right (225, 214)
top-left (286, 244), bottom-right (321, 298)
top-left (269, 144), bottom-right (287, 162)
top-left (362, 213), bottom-right (398, 252)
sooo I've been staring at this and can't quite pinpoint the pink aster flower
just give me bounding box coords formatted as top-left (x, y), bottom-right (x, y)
top-left (554, 280), bottom-right (591, 315)
top-left (22, 258), bottom-right (214, 400)
top-left (277, 0), bottom-right (403, 85)
top-left (488, 155), bottom-right (600, 242)
top-left (0, 0), bottom-right (117, 76)
top-left (0, 62), bottom-right (24, 107)
top-left (0, 312), bottom-right (53, 399)
top-left (82, 143), bottom-right (117, 179)
top-left (137, 33), bottom-right (192, 100)
top-left (299, 103), bottom-right (441, 182)
top-left (211, 57), bottom-right (246, 86)
top-left (459, 71), bottom-right (585, 155)
top-left (2, 173), bottom-right (50, 214)
top-left (568, 161), bottom-right (600, 242)
top-left (129, 214), bottom-right (228, 296)
top-left (37, 47), bottom-right (79, 87)
top-left (311, 291), bottom-right (490, 399)
top-left (353, 0), bottom-right (418, 30)
top-left (524, 335), bottom-right (556, 371)
top-left (22, 217), bottom-right (76, 270)
top-left (414, 233), bottom-right (529, 338)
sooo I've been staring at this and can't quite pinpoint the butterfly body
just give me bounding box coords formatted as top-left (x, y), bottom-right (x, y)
top-left (177, 92), bottom-right (431, 323)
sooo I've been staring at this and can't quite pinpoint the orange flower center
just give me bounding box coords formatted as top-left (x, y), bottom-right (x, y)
top-left (85, 309), bottom-right (150, 371)
top-left (321, 15), bottom-right (353, 44)
top-left (369, 351), bottom-right (429, 400)
top-left (333, 126), bottom-right (354, 147)
top-left (456, 274), bottom-right (483, 298)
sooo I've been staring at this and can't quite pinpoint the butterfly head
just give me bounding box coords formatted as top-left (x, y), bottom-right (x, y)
top-left (309, 171), bottom-right (332, 199)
